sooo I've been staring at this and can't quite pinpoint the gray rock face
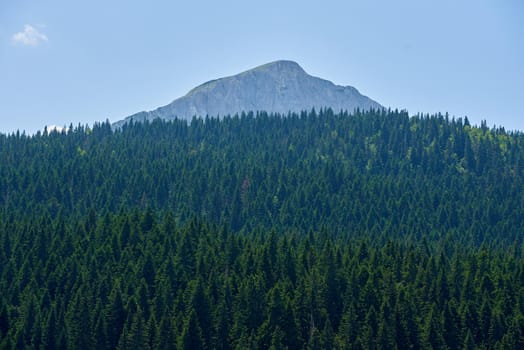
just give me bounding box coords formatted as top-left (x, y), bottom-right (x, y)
top-left (115, 60), bottom-right (382, 126)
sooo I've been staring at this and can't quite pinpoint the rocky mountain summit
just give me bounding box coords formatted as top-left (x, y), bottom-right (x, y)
top-left (115, 60), bottom-right (382, 127)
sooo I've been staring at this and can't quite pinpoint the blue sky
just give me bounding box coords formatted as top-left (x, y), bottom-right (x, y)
top-left (1, 0), bottom-right (523, 133)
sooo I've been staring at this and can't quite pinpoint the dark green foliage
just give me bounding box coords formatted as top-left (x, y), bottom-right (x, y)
top-left (0, 110), bottom-right (523, 349)
top-left (1, 110), bottom-right (523, 246)
top-left (0, 212), bottom-right (520, 349)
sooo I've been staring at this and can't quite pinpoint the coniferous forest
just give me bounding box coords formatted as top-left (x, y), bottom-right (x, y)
top-left (0, 109), bottom-right (523, 349)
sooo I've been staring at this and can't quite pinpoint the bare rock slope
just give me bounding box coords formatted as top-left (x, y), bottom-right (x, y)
top-left (115, 60), bottom-right (382, 126)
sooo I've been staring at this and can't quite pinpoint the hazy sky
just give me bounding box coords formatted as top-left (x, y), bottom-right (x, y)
top-left (1, 0), bottom-right (523, 134)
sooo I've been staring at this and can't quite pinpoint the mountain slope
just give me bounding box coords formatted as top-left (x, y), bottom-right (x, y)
top-left (115, 60), bottom-right (382, 126)
top-left (1, 111), bottom-right (524, 349)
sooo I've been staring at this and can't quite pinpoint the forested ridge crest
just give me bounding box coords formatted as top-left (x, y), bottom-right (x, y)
top-left (0, 109), bottom-right (523, 349)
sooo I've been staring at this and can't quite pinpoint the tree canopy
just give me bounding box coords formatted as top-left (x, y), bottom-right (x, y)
top-left (0, 109), bottom-right (523, 349)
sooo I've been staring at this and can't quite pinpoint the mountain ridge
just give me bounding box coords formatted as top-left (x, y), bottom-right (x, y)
top-left (114, 60), bottom-right (383, 127)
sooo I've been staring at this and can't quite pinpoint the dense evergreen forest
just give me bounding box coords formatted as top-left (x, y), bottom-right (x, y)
top-left (0, 109), bottom-right (523, 349)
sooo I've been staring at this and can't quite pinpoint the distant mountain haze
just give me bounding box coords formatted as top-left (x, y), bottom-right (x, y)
top-left (115, 60), bottom-right (382, 127)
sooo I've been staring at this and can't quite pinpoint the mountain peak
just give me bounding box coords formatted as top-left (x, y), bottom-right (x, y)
top-left (253, 60), bottom-right (305, 73)
top-left (115, 60), bottom-right (383, 126)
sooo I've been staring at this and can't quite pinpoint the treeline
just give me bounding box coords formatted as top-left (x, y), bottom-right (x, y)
top-left (1, 110), bottom-right (524, 247)
top-left (0, 109), bottom-right (523, 349)
top-left (0, 212), bottom-right (522, 349)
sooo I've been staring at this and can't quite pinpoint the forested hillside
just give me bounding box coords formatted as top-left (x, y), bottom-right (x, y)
top-left (0, 109), bottom-right (523, 349)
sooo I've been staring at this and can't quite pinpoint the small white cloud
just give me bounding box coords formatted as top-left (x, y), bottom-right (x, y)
top-left (12, 24), bottom-right (48, 46)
